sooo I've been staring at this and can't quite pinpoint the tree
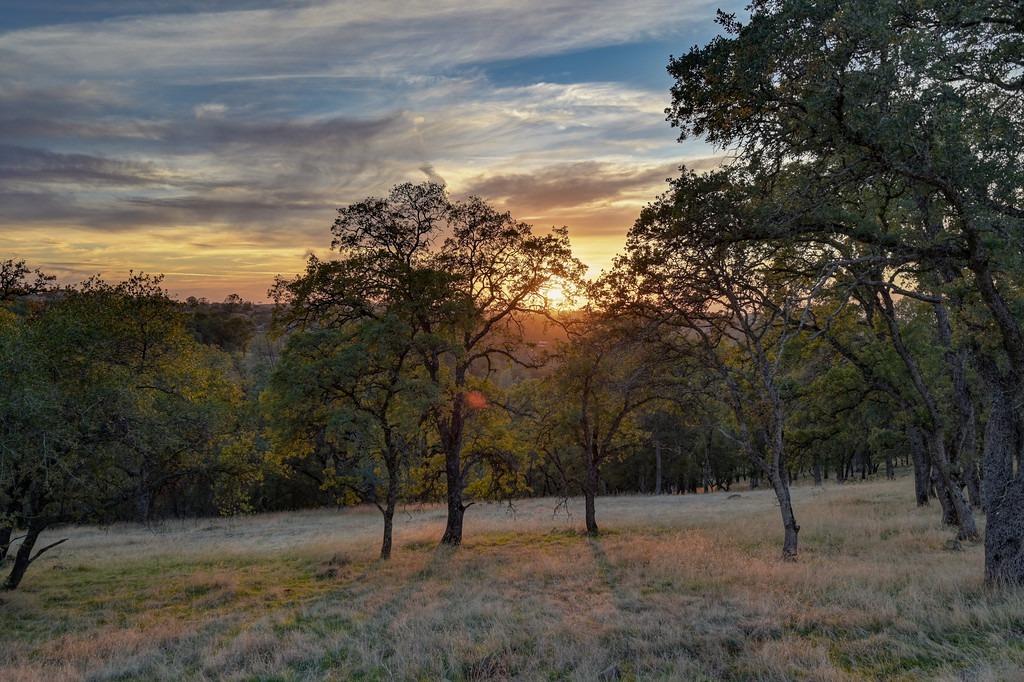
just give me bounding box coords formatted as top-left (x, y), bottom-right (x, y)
top-left (0, 259), bottom-right (54, 564)
top-left (263, 315), bottom-right (433, 559)
top-left (526, 312), bottom-right (672, 535)
top-left (615, 170), bottom-right (819, 559)
top-left (0, 258), bottom-right (53, 302)
top-left (0, 274), bottom-right (243, 590)
top-left (187, 299), bottom-right (256, 353)
top-left (665, 0), bottom-right (1023, 580)
top-left (272, 182), bottom-right (584, 546)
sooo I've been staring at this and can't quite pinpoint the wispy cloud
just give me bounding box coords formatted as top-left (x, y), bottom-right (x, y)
top-left (462, 161), bottom-right (680, 211)
top-left (1, 1), bottom-right (721, 80)
top-left (0, 144), bottom-right (165, 186)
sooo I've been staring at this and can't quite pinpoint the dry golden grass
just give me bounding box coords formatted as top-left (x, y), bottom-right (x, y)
top-left (2, 475), bottom-right (1023, 681)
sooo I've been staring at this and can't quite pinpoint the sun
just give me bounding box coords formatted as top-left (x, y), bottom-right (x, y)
top-left (543, 285), bottom-right (568, 309)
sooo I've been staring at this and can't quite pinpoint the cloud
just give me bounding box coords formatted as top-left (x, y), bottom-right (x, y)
top-left (0, 110), bottom-right (413, 234)
top-left (0, 145), bottom-right (166, 186)
top-left (0, 0), bottom-right (738, 298)
top-left (162, 113), bottom-right (405, 152)
top-left (419, 163), bottom-right (445, 185)
top-left (0, 81), bottom-right (698, 294)
top-left (455, 155), bottom-right (727, 272)
top-left (193, 102), bottom-right (227, 119)
top-left (0, 1), bottom-right (721, 81)
top-left (462, 160), bottom-right (679, 211)
top-left (0, 79), bottom-right (124, 112)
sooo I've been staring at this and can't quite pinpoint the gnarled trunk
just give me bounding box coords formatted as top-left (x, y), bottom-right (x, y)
top-left (982, 382), bottom-right (1016, 514)
top-left (877, 289), bottom-right (976, 540)
top-left (931, 466), bottom-right (957, 526)
top-left (583, 490), bottom-right (598, 536)
top-left (980, 378), bottom-right (1024, 583)
top-left (3, 519), bottom-right (42, 591)
top-left (440, 393), bottom-right (467, 546)
top-left (858, 446), bottom-right (871, 480)
top-left (440, 461), bottom-right (465, 546)
top-left (985, 478), bottom-right (1024, 584)
top-left (769, 471), bottom-right (799, 560)
top-left (926, 431), bottom-right (978, 541)
top-left (964, 260), bottom-right (1024, 582)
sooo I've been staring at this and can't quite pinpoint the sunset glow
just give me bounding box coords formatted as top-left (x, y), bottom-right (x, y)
top-left (542, 285), bottom-right (569, 309)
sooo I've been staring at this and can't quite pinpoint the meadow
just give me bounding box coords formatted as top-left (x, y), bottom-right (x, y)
top-left (3, 476), bottom-right (1023, 681)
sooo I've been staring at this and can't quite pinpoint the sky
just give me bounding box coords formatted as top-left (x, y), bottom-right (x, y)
top-left (0, 0), bottom-right (742, 301)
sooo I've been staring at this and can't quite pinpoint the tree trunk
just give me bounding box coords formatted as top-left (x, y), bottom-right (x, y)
top-left (934, 304), bottom-right (978, 470)
top-left (769, 471), bottom-right (799, 560)
top-left (379, 455), bottom-right (399, 560)
top-left (979, 377), bottom-right (1024, 583)
top-left (985, 477), bottom-right (1024, 584)
top-left (701, 453), bottom-right (711, 493)
top-left (3, 520), bottom-right (42, 591)
top-left (981, 379), bottom-right (1015, 513)
top-left (654, 440), bottom-right (663, 495)
top-left (812, 461), bottom-right (823, 485)
top-left (380, 503), bottom-right (395, 560)
top-left (961, 259), bottom-right (1024, 582)
top-left (965, 461), bottom-right (982, 510)
top-left (440, 462), bottom-right (465, 547)
top-left (877, 289), bottom-right (976, 540)
top-left (908, 426), bottom-right (931, 506)
top-left (932, 466), bottom-right (957, 526)
top-left (0, 526), bottom-right (12, 563)
top-left (927, 430), bottom-right (978, 540)
top-left (439, 386), bottom-right (468, 546)
top-left (885, 454), bottom-right (895, 480)
top-left (584, 489), bottom-right (598, 536)
top-left (764, 383), bottom-right (798, 559)
top-left (134, 475), bottom-right (152, 524)
top-left (584, 451), bottom-right (599, 535)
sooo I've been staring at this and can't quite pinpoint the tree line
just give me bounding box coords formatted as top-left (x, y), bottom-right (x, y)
top-left (1, 0), bottom-right (1022, 589)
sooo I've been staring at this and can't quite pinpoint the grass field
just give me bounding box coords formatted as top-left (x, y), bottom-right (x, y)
top-left (2, 476), bottom-right (1023, 681)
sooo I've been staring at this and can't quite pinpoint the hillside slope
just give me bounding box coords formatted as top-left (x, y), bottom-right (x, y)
top-left (3, 477), bottom-right (1022, 681)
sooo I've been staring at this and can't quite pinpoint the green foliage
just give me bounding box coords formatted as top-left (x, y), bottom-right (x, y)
top-left (262, 315), bottom-right (436, 510)
top-left (189, 307), bottom-right (256, 352)
top-left (0, 273), bottom-right (253, 548)
top-left (270, 182), bottom-right (586, 524)
top-left (522, 313), bottom-right (677, 499)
